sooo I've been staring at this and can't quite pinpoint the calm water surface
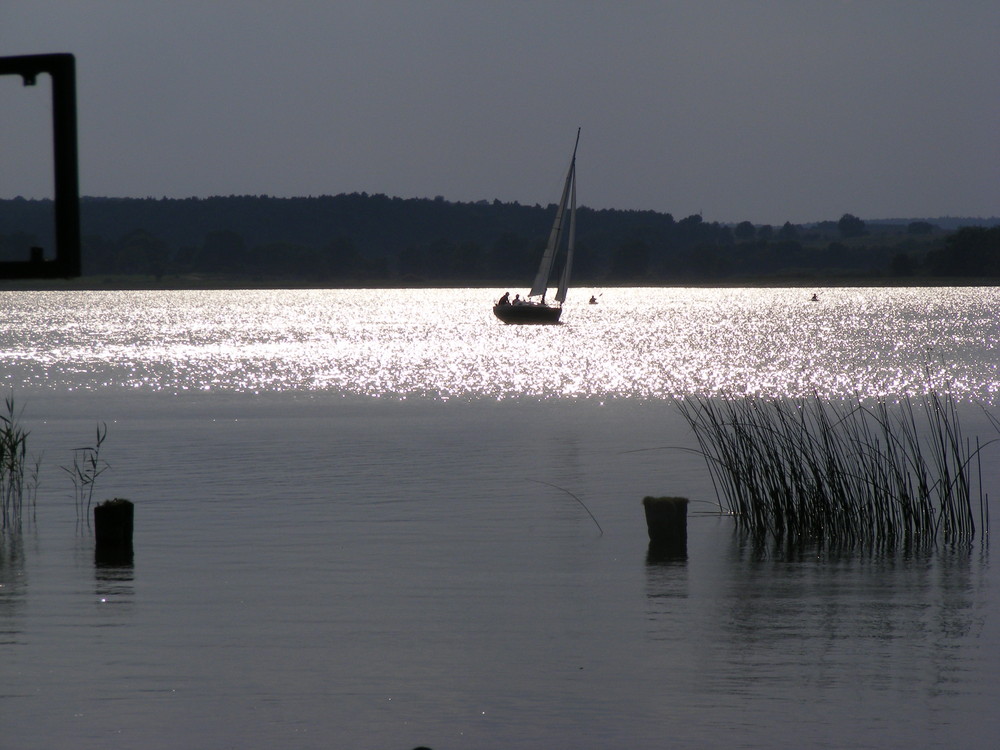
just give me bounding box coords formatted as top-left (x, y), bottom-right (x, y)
top-left (1, 287), bottom-right (998, 749)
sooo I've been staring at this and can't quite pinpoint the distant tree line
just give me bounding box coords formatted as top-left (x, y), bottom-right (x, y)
top-left (0, 195), bottom-right (997, 284)
top-left (924, 226), bottom-right (1000, 276)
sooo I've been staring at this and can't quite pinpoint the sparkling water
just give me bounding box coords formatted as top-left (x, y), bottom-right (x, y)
top-left (1, 287), bottom-right (998, 749)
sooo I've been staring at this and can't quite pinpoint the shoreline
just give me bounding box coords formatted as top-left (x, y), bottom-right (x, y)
top-left (1, 273), bottom-right (998, 292)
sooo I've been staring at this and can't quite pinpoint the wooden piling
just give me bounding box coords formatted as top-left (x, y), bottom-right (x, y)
top-left (94, 498), bottom-right (133, 565)
top-left (643, 496), bottom-right (688, 559)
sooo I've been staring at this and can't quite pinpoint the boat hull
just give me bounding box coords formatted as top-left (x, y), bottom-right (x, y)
top-left (493, 304), bottom-right (562, 324)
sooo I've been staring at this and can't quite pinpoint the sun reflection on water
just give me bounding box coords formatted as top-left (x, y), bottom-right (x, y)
top-left (0, 287), bottom-right (997, 401)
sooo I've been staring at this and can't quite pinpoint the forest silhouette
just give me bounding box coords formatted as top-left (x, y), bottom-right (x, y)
top-left (1, 194), bottom-right (997, 285)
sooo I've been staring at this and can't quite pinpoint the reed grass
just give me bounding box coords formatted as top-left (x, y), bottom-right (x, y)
top-left (674, 390), bottom-right (991, 548)
top-left (63, 423), bottom-right (109, 522)
top-left (530, 479), bottom-right (604, 535)
top-left (0, 396), bottom-right (35, 531)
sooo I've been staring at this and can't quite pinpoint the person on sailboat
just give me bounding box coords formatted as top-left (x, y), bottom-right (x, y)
top-left (513, 294), bottom-right (523, 306)
top-left (497, 292), bottom-right (510, 306)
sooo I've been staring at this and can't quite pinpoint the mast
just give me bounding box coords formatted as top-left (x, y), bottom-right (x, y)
top-left (529, 128), bottom-right (581, 300)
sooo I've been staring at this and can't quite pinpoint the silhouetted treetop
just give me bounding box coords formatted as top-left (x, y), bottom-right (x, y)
top-left (0, 195), bottom-right (994, 284)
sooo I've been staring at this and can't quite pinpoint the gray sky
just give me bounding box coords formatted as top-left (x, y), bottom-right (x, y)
top-left (2, 1), bottom-right (998, 225)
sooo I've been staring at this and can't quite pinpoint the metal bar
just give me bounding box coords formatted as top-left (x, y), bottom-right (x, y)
top-left (0, 53), bottom-right (81, 278)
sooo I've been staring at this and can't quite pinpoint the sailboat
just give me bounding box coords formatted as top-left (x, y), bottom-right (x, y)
top-left (493, 129), bottom-right (579, 324)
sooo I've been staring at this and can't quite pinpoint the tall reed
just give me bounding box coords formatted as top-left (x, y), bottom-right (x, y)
top-left (63, 423), bottom-right (109, 522)
top-left (674, 391), bottom-right (991, 547)
top-left (0, 396), bottom-right (32, 531)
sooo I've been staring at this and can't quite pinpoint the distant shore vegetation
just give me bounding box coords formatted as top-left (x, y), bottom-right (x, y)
top-left (1, 194), bottom-right (998, 288)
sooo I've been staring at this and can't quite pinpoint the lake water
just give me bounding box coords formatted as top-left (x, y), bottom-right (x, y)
top-left (1, 287), bottom-right (999, 749)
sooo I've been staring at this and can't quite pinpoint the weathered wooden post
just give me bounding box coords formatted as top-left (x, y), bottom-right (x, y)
top-left (643, 496), bottom-right (688, 560)
top-left (94, 498), bottom-right (133, 565)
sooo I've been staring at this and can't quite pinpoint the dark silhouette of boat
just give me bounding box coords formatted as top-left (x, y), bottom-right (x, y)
top-left (494, 129), bottom-right (579, 325)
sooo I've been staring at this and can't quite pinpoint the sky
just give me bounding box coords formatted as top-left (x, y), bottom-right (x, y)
top-left (1, 1), bottom-right (998, 225)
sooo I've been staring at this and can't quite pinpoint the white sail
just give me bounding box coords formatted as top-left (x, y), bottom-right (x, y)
top-left (554, 165), bottom-right (576, 304)
top-left (529, 130), bottom-right (580, 300)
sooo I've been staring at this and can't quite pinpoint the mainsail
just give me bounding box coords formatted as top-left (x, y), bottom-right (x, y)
top-left (529, 129), bottom-right (579, 300)
top-left (554, 170), bottom-right (576, 304)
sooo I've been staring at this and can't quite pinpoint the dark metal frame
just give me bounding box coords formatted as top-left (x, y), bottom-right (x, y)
top-left (0, 53), bottom-right (81, 278)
